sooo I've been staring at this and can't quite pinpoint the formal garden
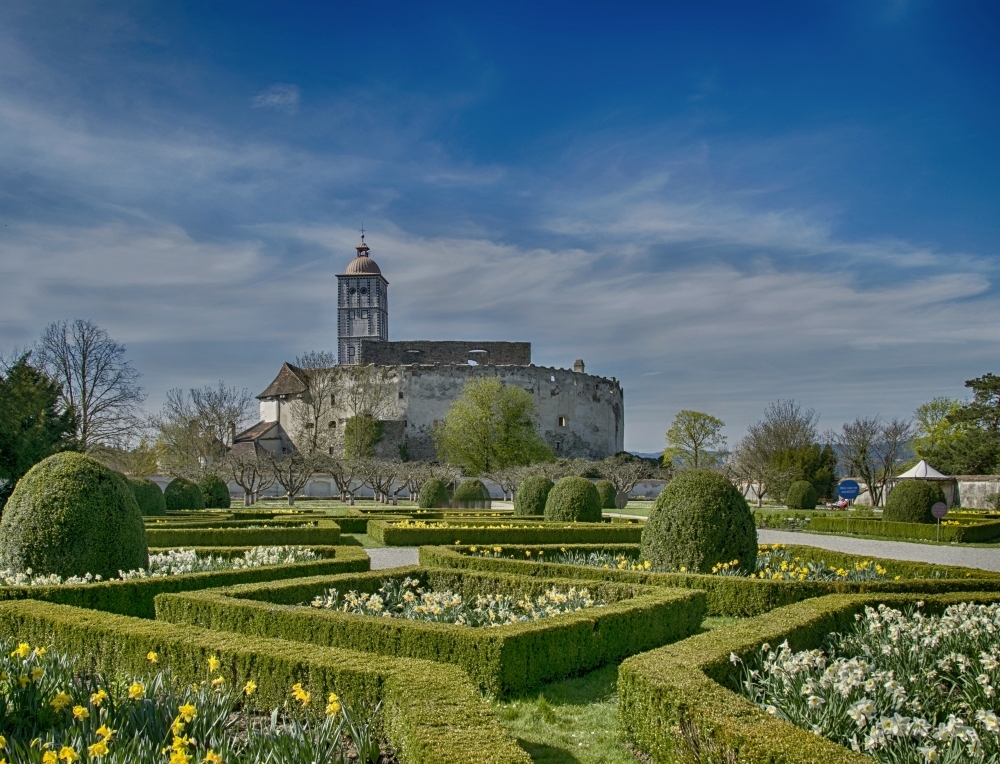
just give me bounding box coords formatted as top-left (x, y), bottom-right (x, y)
top-left (1, 453), bottom-right (999, 763)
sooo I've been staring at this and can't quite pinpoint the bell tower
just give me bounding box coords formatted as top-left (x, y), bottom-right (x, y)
top-left (337, 232), bottom-right (389, 365)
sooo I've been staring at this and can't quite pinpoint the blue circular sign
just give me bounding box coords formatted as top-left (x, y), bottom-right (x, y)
top-left (838, 480), bottom-right (860, 499)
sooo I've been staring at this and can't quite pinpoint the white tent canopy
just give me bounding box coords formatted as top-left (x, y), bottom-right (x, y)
top-left (896, 460), bottom-right (950, 479)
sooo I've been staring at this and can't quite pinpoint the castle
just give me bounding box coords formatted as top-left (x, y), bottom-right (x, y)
top-left (243, 235), bottom-right (624, 462)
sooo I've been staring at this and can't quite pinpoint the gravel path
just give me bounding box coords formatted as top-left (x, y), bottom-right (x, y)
top-left (365, 547), bottom-right (420, 570)
top-left (759, 530), bottom-right (1000, 572)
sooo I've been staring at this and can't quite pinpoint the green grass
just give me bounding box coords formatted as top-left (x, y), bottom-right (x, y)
top-left (491, 664), bottom-right (640, 764)
top-left (338, 532), bottom-right (386, 548)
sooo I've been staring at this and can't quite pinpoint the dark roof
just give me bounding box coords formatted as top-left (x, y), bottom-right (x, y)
top-left (227, 440), bottom-right (262, 458)
top-left (234, 420), bottom-right (278, 442)
top-left (257, 363), bottom-right (309, 399)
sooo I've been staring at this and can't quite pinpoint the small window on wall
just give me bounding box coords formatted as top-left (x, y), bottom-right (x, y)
top-left (558, 416), bottom-right (567, 427)
top-left (554, 441), bottom-right (562, 452)
top-left (361, 310), bottom-right (368, 319)
top-left (398, 390), bottom-right (404, 399)
top-left (330, 394), bottom-right (336, 405)
top-left (329, 421), bottom-right (337, 429)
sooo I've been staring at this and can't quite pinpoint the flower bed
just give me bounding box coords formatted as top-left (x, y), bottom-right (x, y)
top-left (153, 566), bottom-right (705, 696)
top-left (418, 544), bottom-right (1000, 617)
top-left (0, 599), bottom-right (530, 764)
top-left (144, 521), bottom-right (341, 548)
top-left (310, 575), bottom-right (604, 627)
top-left (737, 601), bottom-right (1000, 762)
top-left (0, 546), bottom-right (322, 586)
top-left (0, 638), bottom-right (383, 763)
top-left (366, 519), bottom-right (642, 547)
top-left (0, 546), bottom-right (370, 618)
top-left (617, 592), bottom-right (1000, 764)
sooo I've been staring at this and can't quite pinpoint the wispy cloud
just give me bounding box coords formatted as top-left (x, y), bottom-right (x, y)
top-left (251, 84), bottom-right (300, 113)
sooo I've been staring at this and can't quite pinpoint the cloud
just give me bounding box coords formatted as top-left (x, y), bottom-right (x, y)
top-left (251, 84), bottom-right (300, 112)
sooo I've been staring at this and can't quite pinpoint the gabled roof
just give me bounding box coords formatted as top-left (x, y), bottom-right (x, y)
top-left (257, 363), bottom-right (309, 399)
top-left (234, 420), bottom-right (278, 442)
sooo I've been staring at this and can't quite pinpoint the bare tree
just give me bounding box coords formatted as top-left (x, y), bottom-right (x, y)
top-left (155, 383), bottom-right (256, 479)
top-left (327, 457), bottom-right (363, 504)
top-left (288, 351), bottom-right (341, 456)
top-left (484, 465), bottom-right (529, 501)
top-left (336, 365), bottom-right (398, 460)
top-left (828, 416), bottom-right (915, 506)
top-left (36, 319), bottom-right (145, 451)
top-left (270, 452), bottom-right (321, 506)
top-left (402, 462), bottom-right (433, 501)
top-left (359, 458), bottom-right (404, 504)
top-left (222, 445), bottom-right (276, 505)
top-left (726, 438), bottom-right (799, 508)
top-left (597, 454), bottom-right (661, 497)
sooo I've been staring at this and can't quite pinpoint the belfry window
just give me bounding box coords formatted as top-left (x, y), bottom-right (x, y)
top-left (558, 416), bottom-right (567, 427)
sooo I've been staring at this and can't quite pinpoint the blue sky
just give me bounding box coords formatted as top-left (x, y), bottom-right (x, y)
top-left (1, 1), bottom-right (999, 451)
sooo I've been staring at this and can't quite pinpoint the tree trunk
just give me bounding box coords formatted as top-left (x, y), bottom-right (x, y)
top-left (287, 494), bottom-right (296, 506)
top-left (244, 492), bottom-right (251, 506)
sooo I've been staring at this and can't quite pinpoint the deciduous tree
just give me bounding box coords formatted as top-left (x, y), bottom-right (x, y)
top-left (434, 378), bottom-right (553, 474)
top-left (664, 410), bottom-right (726, 469)
top-left (36, 319), bottom-right (145, 451)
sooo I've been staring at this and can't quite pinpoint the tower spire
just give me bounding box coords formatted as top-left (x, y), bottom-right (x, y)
top-left (356, 224), bottom-right (370, 256)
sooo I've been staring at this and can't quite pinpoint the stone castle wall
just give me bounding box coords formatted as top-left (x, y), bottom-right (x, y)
top-left (391, 364), bottom-right (623, 461)
top-left (358, 340), bottom-right (531, 367)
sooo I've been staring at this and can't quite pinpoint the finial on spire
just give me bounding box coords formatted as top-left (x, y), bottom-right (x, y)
top-left (356, 224), bottom-right (370, 256)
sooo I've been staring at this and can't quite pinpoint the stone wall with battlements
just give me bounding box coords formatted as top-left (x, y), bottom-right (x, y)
top-left (357, 340), bottom-right (531, 367)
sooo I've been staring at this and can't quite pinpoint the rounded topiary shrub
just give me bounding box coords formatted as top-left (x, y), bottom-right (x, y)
top-left (452, 479), bottom-right (491, 509)
top-left (418, 478), bottom-right (450, 509)
top-left (544, 476), bottom-right (602, 522)
top-left (884, 480), bottom-right (946, 524)
top-left (164, 477), bottom-right (205, 511)
top-left (199, 475), bottom-right (231, 509)
top-left (128, 477), bottom-right (166, 516)
top-left (640, 469), bottom-right (757, 574)
top-left (785, 480), bottom-right (819, 510)
top-left (514, 476), bottom-right (553, 516)
top-left (0, 452), bottom-right (148, 579)
top-left (595, 479), bottom-right (617, 509)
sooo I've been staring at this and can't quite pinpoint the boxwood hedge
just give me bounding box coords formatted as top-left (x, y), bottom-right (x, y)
top-left (144, 522), bottom-right (342, 548)
top-left (809, 516), bottom-right (1000, 542)
top-left (154, 566), bottom-right (705, 696)
top-left (418, 543), bottom-right (1000, 617)
top-left (618, 591), bottom-right (1000, 764)
top-left (0, 599), bottom-right (530, 764)
top-left (367, 519), bottom-right (642, 546)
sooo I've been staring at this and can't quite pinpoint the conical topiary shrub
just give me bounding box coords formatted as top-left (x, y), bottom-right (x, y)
top-left (640, 469), bottom-right (757, 574)
top-left (544, 476), bottom-right (602, 522)
top-left (0, 452), bottom-right (148, 578)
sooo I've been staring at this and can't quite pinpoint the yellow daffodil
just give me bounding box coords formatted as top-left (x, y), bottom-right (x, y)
top-left (30, 667), bottom-right (44, 681)
top-left (243, 680), bottom-right (257, 696)
top-left (57, 746), bottom-right (79, 762)
top-left (87, 740), bottom-right (108, 758)
top-left (50, 691), bottom-right (72, 711)
top-left (211, 676), bottom-right (225, 688)
top-left (203, 751), bottom-right (223, 764)
top-left (325, 692), bottom-right (342, 716)
top-left (72, 705), bottom-right (89, 721)
top-left (128, 682), bottom-right (145, 700)
top-left (171, 735), bottom-right (191, 753)
top-left (207, 655), bottom-right (220, 672)
top-left (169, 751), bottom-right (191, 764)
top-left (90, 689), bottom-right (108, 706)
top-left (95, 725), bottom-right (115, 741)
top-left (171, 719), bottom-right (185, 736)
top-left (178, 703), bottom-right (197, 723)
top-left (0, 734), bottom-right (6, 749)
top-left (36, 647), bottom-right (46, 656)
top-left (18, 675), bottom-right (29, 688)
top-left (10, 643), bottom-right (29, 659)
top-left (147, 651), bottom-right (159, 664)
top-left (42, 753), bottom-right (57, 764)
top-left (291, 682), bottom-right (311, 706)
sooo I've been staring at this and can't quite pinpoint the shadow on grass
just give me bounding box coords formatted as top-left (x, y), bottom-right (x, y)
top-left (517, 739), bottom-right (584, 764)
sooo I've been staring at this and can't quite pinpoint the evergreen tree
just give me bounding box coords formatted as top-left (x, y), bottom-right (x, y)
top-left (0, 355), bottom-right (77, 507)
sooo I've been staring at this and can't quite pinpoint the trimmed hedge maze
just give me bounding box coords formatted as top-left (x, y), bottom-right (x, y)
top-left (154, 566), bottom-right (705, 696)
top-left (0, 599), bottom-right (530, 764)
top-left (144, 520), bottom-right (342, 547)
top-left (419, 543), bottom-right (1000, 616)
top-left (810, 515), bottom-right (1000, 542)
top-left (617, 591), bottom-right (1000, 764)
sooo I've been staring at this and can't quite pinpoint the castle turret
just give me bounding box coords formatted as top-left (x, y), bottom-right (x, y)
top-left (337, 233), bottom-right (389, 365)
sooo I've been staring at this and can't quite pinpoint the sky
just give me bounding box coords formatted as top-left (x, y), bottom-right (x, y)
top-left (1, 1), bottom-right (999, 452)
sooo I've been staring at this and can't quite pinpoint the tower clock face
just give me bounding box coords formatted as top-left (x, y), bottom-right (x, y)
top-left (349, 287), bottom-right (356, 295)
top-left (360, 287), bottom-right (368, 295)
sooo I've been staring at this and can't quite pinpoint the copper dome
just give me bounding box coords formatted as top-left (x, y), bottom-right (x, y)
top-left (343, 235), bottom-right (382, 275)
